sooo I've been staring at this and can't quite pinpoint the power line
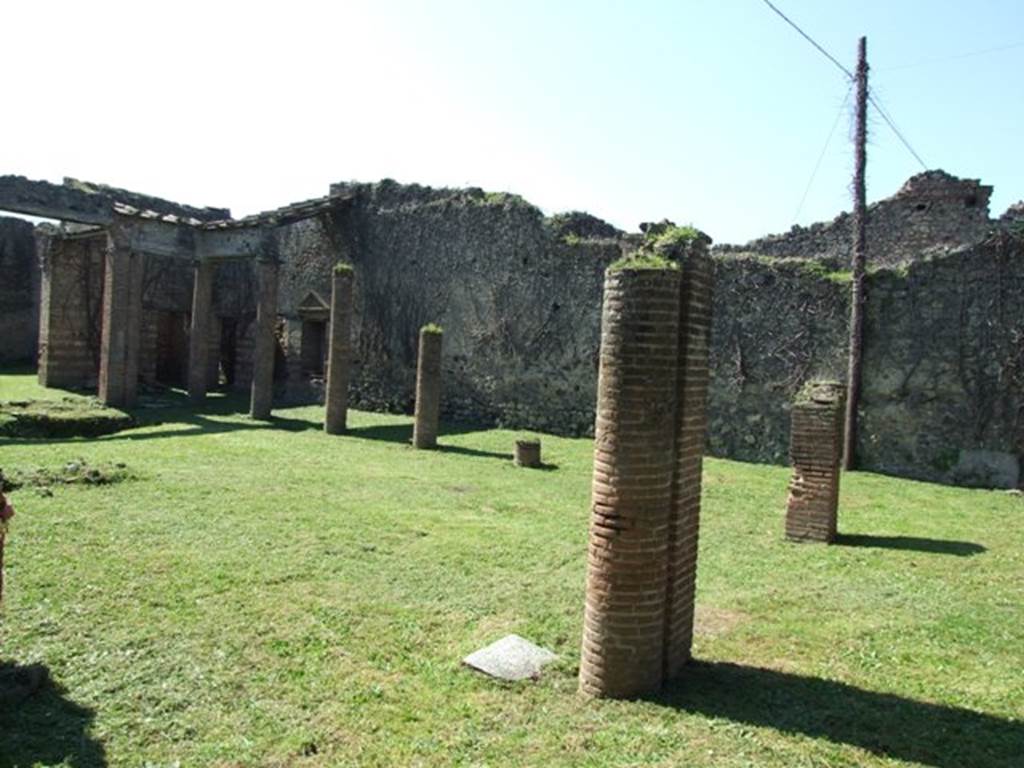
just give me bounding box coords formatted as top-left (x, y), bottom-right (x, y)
top-left (759, 1), bottom-right (928, 170)
top-left (868, 93), bottom-right (928, 169)
top-left (881, 41), bottom-right (1024, 72)
top-left (794, 86), bottom-right (853, 223)
top-left (759, 0), bottom-right (853, 80)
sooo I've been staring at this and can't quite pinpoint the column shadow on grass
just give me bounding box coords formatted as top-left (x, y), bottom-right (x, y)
top-left (654, 661), bottom-right (1022, 768)
top-left (833, 533), bottom-right (986, 557)
top-left (0, 662), bottom-right (107, 767)
top-left (344, 422), bottom-right (515, 461)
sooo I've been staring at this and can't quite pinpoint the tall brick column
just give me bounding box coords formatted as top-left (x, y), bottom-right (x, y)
top-left (36, 231), bottom-right (102, 389)
top-left (412, 325), bottom-right (443, 449)
top-left (98, 235), bottom-right (145, 408)
top-left (188, 260), bottom-right (216, 403)
top-left (786, 381), bottom-right (846, 543)
top-left (579, 265), bottom-right (681, 699)
top-left (664, 239), bottom-right (715, 679)
top-left (249, 260), bottom-right (279, 420)
top-left (324, 264), bottom-right (354, 435)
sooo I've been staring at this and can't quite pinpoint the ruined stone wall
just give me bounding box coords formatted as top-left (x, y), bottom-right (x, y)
top-left (0, 217), bottom-right (39, 363)
top-left (15, 175), bottom-right (1021, 488)
top-left (707, 237), bottom-right (1024, 488)
top-left (262, 180), bottom-right (1021, 487)
top-left (272, 181), bottom-right (621, 434)
top-left (707, 255), bottom-right (849, 465)
top-left (716, 171), bottom-right (997, 268)
top-left (859, 234), bottom-right (1024, 487)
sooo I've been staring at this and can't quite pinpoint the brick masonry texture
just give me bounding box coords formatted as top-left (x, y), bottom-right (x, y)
top-left (514, 439), bottom-right (541, 468)
top-left (579, 267), bottom-right (681, 699)
top-left (663, 241), bottom-right (714, 679)
top-left (786, 383), bottom-right (846, 543)
top-left (412, 328), bottom-right (443, 449)
top-left (324, 269), bottom-right (354, 434)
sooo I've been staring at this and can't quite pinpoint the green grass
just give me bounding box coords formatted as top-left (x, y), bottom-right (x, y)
top-left (1, 370), bottom-right (1021, 766)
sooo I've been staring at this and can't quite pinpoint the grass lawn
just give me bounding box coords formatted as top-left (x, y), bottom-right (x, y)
top-left (0, 370), bottom-right (1021, 767)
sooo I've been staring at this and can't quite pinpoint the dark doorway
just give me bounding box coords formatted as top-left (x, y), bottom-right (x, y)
top-left (301, 320), bottom-right (327, 376)
top-left (155, 311), bottom-right (188, 387)
top-left (219, 317), bottom-right (238, 388)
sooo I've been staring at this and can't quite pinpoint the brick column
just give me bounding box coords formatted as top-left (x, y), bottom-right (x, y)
top-left (786, 382), bottom-right (846, 543)
top-left (412, 325), bottom-right (443, 449)
top-left (188, 260), bottom-right (216, 403)
top-left (98, 236), bottom-right (145, 408)
top-left (664, 240), bottom-right (715, 679)
top-left (249, 260), bottom-right (279, 420)
top-left (324, 264), bottom-right (354, 435)
top-left (579, 265), bottom-right (681, 699)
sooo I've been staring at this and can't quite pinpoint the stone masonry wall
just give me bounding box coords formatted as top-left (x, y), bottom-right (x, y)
top-left (260, 179), bottom-right (1022, 488)
top-left (0, 216), bottom-right (39, 363)
top-left (14, 175), bottom-right (1022, 488)
top-left (272, 182), bottom-right (622, 435)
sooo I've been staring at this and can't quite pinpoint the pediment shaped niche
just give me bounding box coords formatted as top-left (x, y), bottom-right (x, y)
top-left (298, 291), bottom-right (330, 321)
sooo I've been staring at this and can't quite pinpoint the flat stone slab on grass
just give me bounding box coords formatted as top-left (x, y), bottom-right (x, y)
top-left (463, 634), bottom-right (557, 681)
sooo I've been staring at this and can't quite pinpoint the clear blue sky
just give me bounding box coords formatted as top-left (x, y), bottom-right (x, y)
top-left (1, 1), bottom-right (1021, 243)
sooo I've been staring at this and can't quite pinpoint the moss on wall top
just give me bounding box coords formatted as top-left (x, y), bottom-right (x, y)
top-left (608, 252), bottom-right (679, 272)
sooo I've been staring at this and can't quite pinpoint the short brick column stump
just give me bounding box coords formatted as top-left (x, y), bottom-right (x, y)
top-left (412, 324), bottom-right (443, 449)
top-left (785, 381), bottom-right (846, 543)
top-left (579, 263), bottom-right (681, 699)
top-left (514, 438), bottom-right (541, 468)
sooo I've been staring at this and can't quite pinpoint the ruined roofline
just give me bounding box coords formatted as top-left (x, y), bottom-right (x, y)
top-left (1, 175), bottom-right (352, 235)
top-left (63, 177), bottom-right (231, 221)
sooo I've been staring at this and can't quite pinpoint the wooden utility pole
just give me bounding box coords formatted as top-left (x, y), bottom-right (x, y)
top-left (843, 36), bottom-right (868, 470)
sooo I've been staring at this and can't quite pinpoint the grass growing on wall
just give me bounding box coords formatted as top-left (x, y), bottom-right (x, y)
top-left (1, 369), bottom-right (1021, 767)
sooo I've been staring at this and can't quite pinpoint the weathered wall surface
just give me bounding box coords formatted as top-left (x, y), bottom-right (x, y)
top-left (0, 216), bottom-right (39, 363)
top-left (707, 238), bottom-right (1024, 488)
top-left (260, 180), bottom-right (1021, 487)
top-left (272, 182), bottom-right (621, 435)
top-left (17, 174), bottom-right (1022, 488)
top-left (707, 255), bottom-right (849, 464)
top-left (859, 235), bottom-right (1023, 487)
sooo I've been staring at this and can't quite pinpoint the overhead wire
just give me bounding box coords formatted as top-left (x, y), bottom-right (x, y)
top-left (867, 94), bottom-right (927, 169)
top-left (794, 86), bottom-right (854, 223)
top-left (759, 0), bottom-right (929, 170)
top-left (759, 0), bottom-right (853, 79)
top-left (881, 41), bottom-right (1024, 71)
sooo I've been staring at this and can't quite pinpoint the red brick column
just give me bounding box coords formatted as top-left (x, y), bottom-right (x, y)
top-left (188, 260), bottom-right (216, 403)
top-left (98, 236), bottom-right (145, 408)
top-left (324, 265), bottom-right (354, 435)
top-left (249, 260), bottom-right (279, 420)
top-left (412, 325), bottom-right (443, 449)
top-left (786, 382), bottom-right (846, 543)
top-left (36, 232), bottom-right (102, 389)
top-left (664, 241), bottom-right (715, 679)
top-left (579, 265), bottom-right (681, 699)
